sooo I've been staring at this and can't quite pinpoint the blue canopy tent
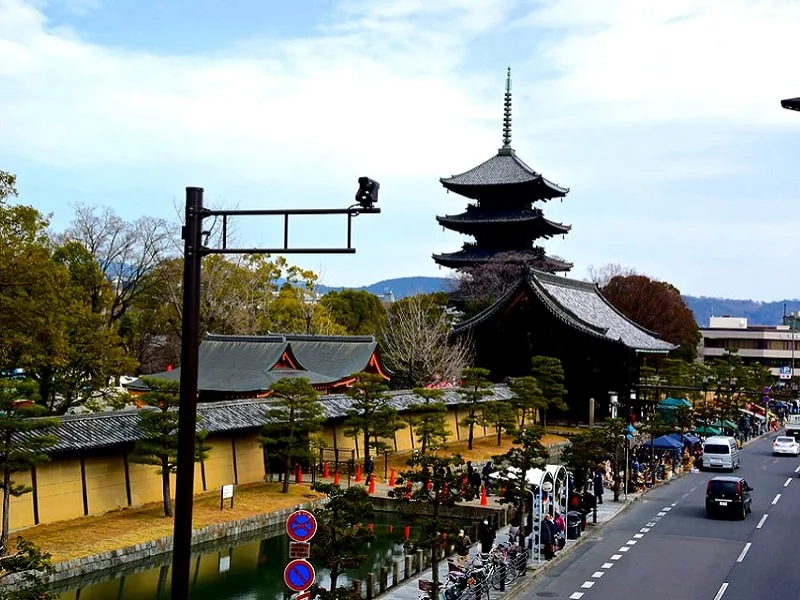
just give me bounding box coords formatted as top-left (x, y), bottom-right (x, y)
top-left (668, 432), bottom-right (700, 445)
top-left (643, 435), bottom-right (684, 450)
top-left (659, 397), bottom-right (693, 408)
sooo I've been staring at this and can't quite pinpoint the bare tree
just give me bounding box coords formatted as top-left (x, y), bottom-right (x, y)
top-left (61, 204), bottom-right (175, 326)
top-left (380, 294), bottom-right (472, 388)
top-left (586, 263), bottom-right (637, 287)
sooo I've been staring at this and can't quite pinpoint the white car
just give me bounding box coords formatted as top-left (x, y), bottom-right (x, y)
top-left (773, 436), bottom-right (800, 456)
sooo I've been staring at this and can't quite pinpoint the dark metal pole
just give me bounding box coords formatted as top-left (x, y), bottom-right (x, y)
top-left (171, 187), bottom-right (205, 600)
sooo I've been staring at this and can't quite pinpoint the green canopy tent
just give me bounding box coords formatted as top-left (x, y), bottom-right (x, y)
top-left (710, 419), bottom-right (737, 431)
top-left (659, 397), bottom-right (693, 408)
top-left (693, 425), bottom-right (721, 436)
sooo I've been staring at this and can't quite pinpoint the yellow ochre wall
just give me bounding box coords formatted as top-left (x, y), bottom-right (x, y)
top-left (2, 405), bottom-right (488, 532)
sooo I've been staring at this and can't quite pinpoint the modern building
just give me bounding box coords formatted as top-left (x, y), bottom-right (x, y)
top-left (433, 68), bottom-right (572, 272)
top-left (699, 315), bottom-right (800, 379)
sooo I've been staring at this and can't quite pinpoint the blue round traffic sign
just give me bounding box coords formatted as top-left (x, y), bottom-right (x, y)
top-left (286, 509), bottom-right (318, 542)
top-left (284, 559), bottom-right (316, 592)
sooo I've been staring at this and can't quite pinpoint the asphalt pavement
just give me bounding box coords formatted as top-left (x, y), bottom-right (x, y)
top-left (517, 430), bottom-right (800, 600)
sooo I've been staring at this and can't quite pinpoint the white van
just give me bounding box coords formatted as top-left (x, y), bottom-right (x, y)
top-left (702, 436), bottom-right (741, 472)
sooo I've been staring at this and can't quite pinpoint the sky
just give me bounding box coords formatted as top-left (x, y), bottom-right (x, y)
top-left (2, 0), bottom-right (800, 301)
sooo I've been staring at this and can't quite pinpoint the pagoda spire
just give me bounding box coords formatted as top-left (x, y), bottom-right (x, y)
top-left (502, 66), bottom-right (512, 149)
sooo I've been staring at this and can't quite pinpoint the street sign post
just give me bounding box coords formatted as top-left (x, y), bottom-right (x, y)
top-left (286, 510), bottom-right (318, 542)
top-left (284, 559), bottom-right (316, 592)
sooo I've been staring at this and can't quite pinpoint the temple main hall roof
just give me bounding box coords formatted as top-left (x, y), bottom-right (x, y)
top-left (453, 268), bottom-right (676, 353)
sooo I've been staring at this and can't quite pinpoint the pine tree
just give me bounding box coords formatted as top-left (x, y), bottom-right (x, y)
top-left (456, 367), bottom-right (492, 450)
top-left (0, 536), bottom-right (56, 599)
top-left (0, 380), bottom-right (58, 557)
top-left (343, 373), bottom-right (395, 465)
top-left (130, 378), bottom-right (210, 517)
top-left (407, 388), bottom-right (449, 454)
top-left (480, 400), bottom-right (517, 446)
top-left (310, 483), bottom-right (375, 593)
top-left (508, 376), bottom-right (544, 427)
top-left (529, 356), bottom-right (567, 429)
top-left (260, 377), bottom-right (325, 493)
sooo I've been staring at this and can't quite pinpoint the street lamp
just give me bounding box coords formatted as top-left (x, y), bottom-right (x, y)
top-left (171, 183), bottom-right (381, 600)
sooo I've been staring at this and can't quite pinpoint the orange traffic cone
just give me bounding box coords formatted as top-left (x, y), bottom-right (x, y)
top-left (333, 470), bottom-right (340, 486)
top-left (368, 475), bottom-right (376, 494)
top-left (389, 469), bottom-right (396, 487)
top-left (480, 485), bottom-right (488, 506)
top-left (323, 462), bottom-right (330, 478)
top-left (355, 464), bottom-right (362, 483)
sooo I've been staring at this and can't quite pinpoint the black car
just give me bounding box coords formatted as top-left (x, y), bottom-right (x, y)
top-left (705, 476), bottom-right (753, 519)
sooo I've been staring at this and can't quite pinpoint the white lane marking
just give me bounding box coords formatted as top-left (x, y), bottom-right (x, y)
top-left (610, 554), bottom-right (622, 560)
top-left (663, 506), bottom-right (672, 511)
top-left (772, 493), bottom-right (781, 505)
top-left (640, 527), bottom-right (650, 533)
top-left (626, 540), bottom-right (638, 545)
top-left (570, 594), bottom-right (584, 600)
top-left (757, 514), bottom-right (768, 529)
top-left (601, 562), bottom-right (613, 569)
top-left (646, 522), bottom-right (656, 527)
top-left (682, 493), bottom-right (690, 498)
top-left (671, 502), bottom-right (677, 506)
top-left (657, 512), bottom-right (667, 516)
top-left (633, 533), bottom-right (644, 538)
top-left (581, 581), bottom-right (595, 589)
top-left (714, 582), bottom-right (729, 600)
top-left (736, 543), bottom-right (751, 563)
top-left (794, 464), bottom-right (800, 473)
top-left (619, 546), bottom-right (630, 552)
top-left (784, 478), bottom-right (792, 488)
top-left (592, 571), bottom-right (604, 578)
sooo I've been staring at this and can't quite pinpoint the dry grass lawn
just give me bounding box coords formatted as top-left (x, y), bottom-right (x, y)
top-left (17, 431), bottom-right (568, 565)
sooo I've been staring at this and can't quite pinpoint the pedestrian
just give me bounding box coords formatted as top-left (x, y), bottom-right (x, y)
top-left (540, 514), bottom-right (555, 559)
top-left (508, 510), bottom-right (521, 545)
top-left (481, 461), bottom-right (493, 491)
top-left (593, 470), bottom-right (604, 505)
top-left (478, 518), bottom-right (495, 553)
top-left (455, 529), bottom-right (471, 567)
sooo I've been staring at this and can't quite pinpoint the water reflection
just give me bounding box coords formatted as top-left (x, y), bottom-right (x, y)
top-left (55, 515), bottom-right (412, 600)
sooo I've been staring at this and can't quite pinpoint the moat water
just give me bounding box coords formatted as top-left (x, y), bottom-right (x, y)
top-left (54, 514), bottom-right (413, 600)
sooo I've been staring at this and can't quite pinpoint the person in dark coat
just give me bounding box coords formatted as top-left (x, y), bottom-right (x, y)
top-left (478, 519), bottom-right (495, 553)
top-left (593, 470), bottom-right (604, 505)
top-left (540, 514), bottom-right (555, 559)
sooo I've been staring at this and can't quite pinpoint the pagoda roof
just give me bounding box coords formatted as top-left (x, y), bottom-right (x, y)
top-left (440, 148), bottom-right (568, 200)
top-left (436, 209), bottom-right (570, 236)
top-left (432, 247), bottom-right (573, 271)
top-left (453, 269), bottom-right (676, 354)
top-left (127, 333), bottom-right (388, 393)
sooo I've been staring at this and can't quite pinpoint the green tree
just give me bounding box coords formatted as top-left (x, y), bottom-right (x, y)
top-left (129, 378), bottom-right (210, 517)
top-left (0, 380), bottom-right (58, 557)
top-left (508, 376), bottom-right (544, 427)
top-left (310, 483), bottom-right (375, 593)
top-left (407, 388), bottom-right (449, 454)
top-left (561, 427), bottom-right (610, 492)
top-left (529, 356), bottom-right (567, 429)
top-left (492, 427), bottom-right (549, 532)
top-left (321, 289), bottom-right (388, 335)
top-left (344, 373), bottom-right (394, 464)
top-left (0, 171), bottom-right (17, 204)
top-left (389, 453), bottom-right (473, 600)
top-left (457, 367), bottom-right (493, 450)
top-left (0, 536), bottom-right (56, 600)
top-left (260, 378), bottom-right (325, 493)
top-left (480, 400), bottom-right (517, 446)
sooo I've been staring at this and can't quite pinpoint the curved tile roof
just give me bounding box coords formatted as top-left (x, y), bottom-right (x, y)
top-left (436, 209), bottom-right (570, 236)
top-left (432, 248), bottom-right (573, 271)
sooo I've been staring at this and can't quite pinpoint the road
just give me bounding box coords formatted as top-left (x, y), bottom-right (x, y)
top-left (522, 432), bottom-right (800, 600)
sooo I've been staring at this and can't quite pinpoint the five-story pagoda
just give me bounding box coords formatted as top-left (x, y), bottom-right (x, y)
top-left (433, 69), bottom-right (572, 272)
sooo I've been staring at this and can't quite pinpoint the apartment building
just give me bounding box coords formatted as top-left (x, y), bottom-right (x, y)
top-left (699, 315), bottom-right (799, 379)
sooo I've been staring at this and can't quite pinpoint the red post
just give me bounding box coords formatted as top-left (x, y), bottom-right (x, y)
top-left (368, 475), bottom-right (376, 494)
top-left (480, 485), bottom-right (488, 506)
top-left (355, 464), bottom-right (362, 483)
top-left (426, 479), bottom-right (432, 491)
top-left (403, 525), bottom-right (411, 540)
top-left (333, 469), bottom-right (340, 486)
top-left (389, 469), bottom-right (396, 487)
top-left (295, 464), bottom-right (303, 485)
top-left (405, 480), bottom-right (412, 499)
top-left (323, 462), bottom-right (330, 478)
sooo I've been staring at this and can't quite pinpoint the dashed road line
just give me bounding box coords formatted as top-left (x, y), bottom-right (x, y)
top-left (663, 506), bottom-right (672, 511)
top-left (610, 554), bottom-right (622, 560)
top-left (625, 540), bottom-right (638, 545)
top-left (618, 546), bottom-right (630, 552)
top-left (784, 478), bottom-right (792, 488)
top-left (794, 465), bottom-right (800, 474)
top-left (657, 512), bottom-right (667, 516)
top-left (757, 514), bottom-right (768, 529)
top-left (581, 581), bottom-right (595, 589)
top-left (591, 571), bottom-right (604, 578)
top-left (601, 562), bottom-right (613, 568)
top-left (569, 593), bottom-right (584, 599)
top-left (714, 582), bottom-right (729, 600)
top-left (772, 493), bottom-right (781, 505)
top-left (736, 543), bottom-right (751, 563)
top-left (640, 527), bottom-right (650, 533)
top-left (646, 522), bottom-right (656, 527)
top-left (670, 502), bottom-right (677, 506)
top-left (633, 533), bottom-right (644, 538)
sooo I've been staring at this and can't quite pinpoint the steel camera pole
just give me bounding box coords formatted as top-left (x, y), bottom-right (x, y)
top-left (172, 185), bottom-right (380, 600)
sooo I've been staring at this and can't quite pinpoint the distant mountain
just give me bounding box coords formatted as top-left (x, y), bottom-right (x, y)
top-left (323, 276), bottom-right (800, 327)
